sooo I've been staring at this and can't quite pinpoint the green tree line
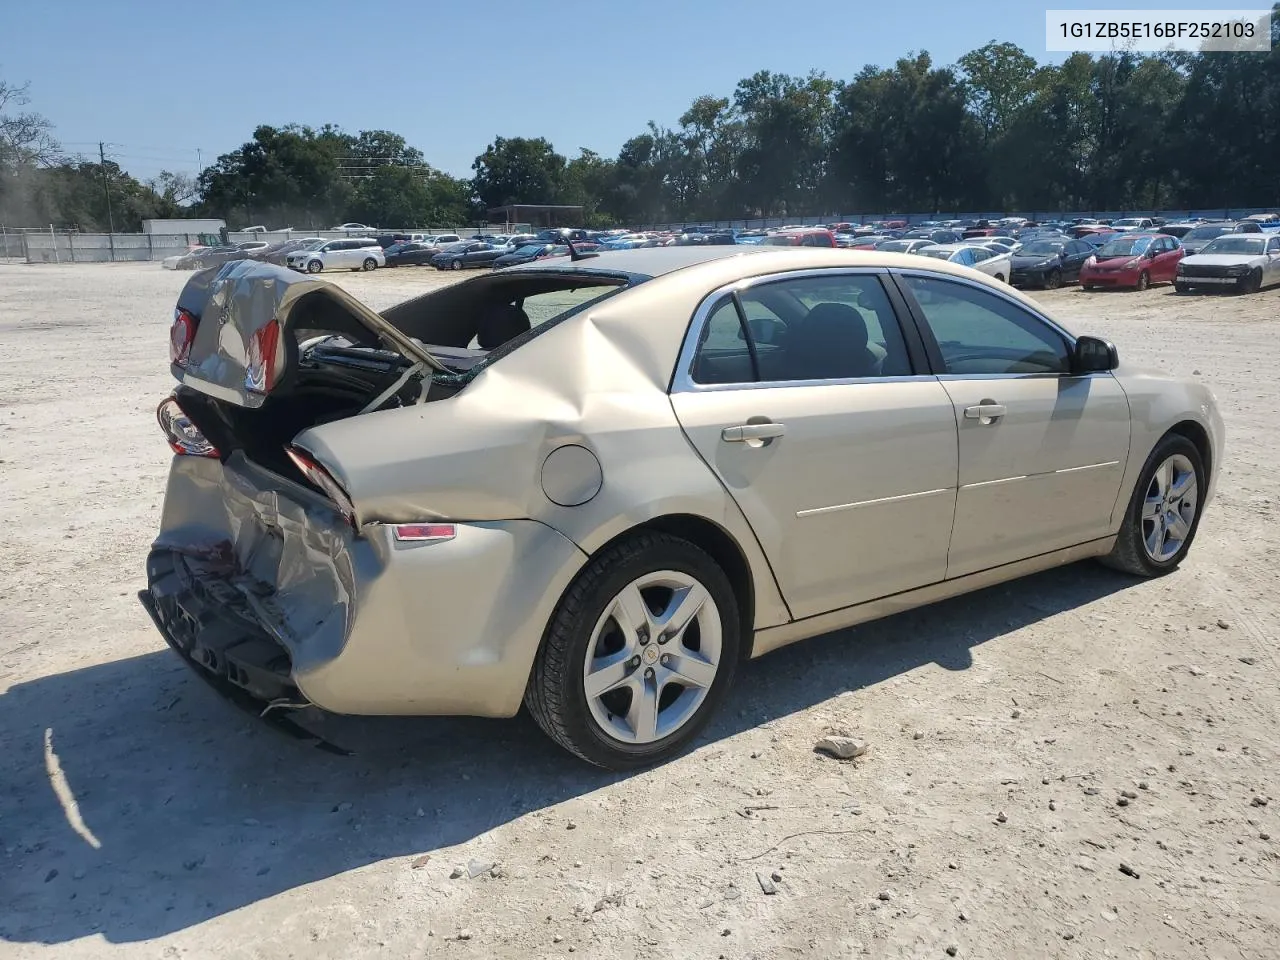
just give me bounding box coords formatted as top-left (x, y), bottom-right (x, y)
top-left (3, 16), bottom-right (1279, 232)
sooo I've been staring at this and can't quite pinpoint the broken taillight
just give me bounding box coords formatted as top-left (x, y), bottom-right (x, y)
top-left (285, 445), bottom-right (357, 527)
top-left (245, 318), bottom-right (283, 395)
top-left (156, 396), bottom-right (219, 458)
top-left (170, 307), bottom-right (197, 366)
top-left (392, 523), bottom-right (457, 543)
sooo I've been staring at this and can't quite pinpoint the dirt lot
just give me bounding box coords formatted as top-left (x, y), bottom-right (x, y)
top-left (0, 260), bottom-right (1277, 960)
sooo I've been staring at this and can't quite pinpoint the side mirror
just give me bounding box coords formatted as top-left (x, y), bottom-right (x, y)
top-left (739, 317), bottom-right (785, 345)
top-left (1073, 335), bottom-right (1119, 374)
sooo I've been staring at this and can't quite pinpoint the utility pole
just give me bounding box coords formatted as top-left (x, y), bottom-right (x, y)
top-left (99, 142), bottom-right (116, 260)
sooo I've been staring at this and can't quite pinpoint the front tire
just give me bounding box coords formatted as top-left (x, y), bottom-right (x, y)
top-left (1044, 269), bottom-right (1062, 290)
top-left (306, 259), bottom-right (323, 274)
top-left (1242, 268), bottom-right (1263, 294)
top-left (1174, 281), bottom-right (1191, 294)
top-left (1101, 434), bottom-right (1205, 577)
top-left (362, 257), bottom-right (377, 271)
top-left (525, 531), bottom-right (741, 770)
top-left (451, 259), bottom-right (463, 270)
top-left (1135, 271), bottom-right (1150, 292)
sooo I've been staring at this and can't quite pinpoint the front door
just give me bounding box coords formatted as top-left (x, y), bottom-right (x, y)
top-left (896, 272), bottom-right (1131, 578)
top-left (670, 270), bottom-right (959, 620)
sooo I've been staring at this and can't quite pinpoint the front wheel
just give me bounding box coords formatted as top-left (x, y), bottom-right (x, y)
top-left (1101, 434), bottom-right (1205, 577)
top-left (1174, 281), bottom-right (1191, 294)
top-left (1135, 271), bottom-right (1150, 292)
top-left (1082, 283), bottom-right (1095, 291)
top-left (1241, 268), bottom-right (1263, 294)
top-left (306, 259), bottom-right (323, 274)
top-left (1044, 269), bottom-right (1062, 290)
top-left (525, 531), bottom-right (741, 770)
top-left (362, 257), bottom-right (377, 271)
top-left (451, 259), bottom-right (463, 270)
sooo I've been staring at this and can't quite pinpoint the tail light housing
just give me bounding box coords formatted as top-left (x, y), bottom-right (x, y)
top-left (170, 307), bottom-right (197, 366)
top-left (285, 446), bottom-right (356, 527)
top-left (245, 318), bottom-right (284, 395)
top-left (392, 523), bottom-right (456, 543)
top-left (156, 396), bottom-right (219, 458)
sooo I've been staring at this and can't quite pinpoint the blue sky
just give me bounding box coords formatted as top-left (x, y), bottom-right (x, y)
top-left (1, 0), bottom-right (1243, 182)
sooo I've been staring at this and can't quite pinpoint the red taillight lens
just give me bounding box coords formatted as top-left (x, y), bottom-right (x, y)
top-left (156, 396), bottom-right (219, 457)
top-left (245, 318), bottom-right (283, 395)
top-left (392, 523), bottom-right (457, 543)
top-left (170, 308), bottom-right (197, 366)
top-left (285, 446), bottom-right (356, 527)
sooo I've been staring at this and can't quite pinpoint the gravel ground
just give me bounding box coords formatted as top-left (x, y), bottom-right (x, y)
top-left (0, 261), bottom-right (1277, 960)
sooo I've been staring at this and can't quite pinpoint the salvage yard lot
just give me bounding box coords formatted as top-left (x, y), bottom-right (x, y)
top-left (0, 261), bottom-right (1277, 960)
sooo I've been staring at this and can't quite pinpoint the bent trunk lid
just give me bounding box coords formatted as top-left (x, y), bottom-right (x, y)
top-left (176, 259), bottom-right (445, 408)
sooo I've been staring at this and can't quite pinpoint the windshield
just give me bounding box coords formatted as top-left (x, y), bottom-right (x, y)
top-left (918, 247), bottom-right (956, 260)
top-left (1020, 241), bottom-right (1065, 256)
top-left (512, 244), bottom-right (546, 255)
top-left (1185, 225), bottom-right (1231, 241)
top-left (1200, 237), bottom-right (1266, 255)
top-left (1097, 236), bottom-right (1153, 257)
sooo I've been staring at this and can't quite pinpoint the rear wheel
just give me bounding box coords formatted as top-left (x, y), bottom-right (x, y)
top-left (1101, 434), bottom-right (1205, 577)
top-left (1044, 269), bottom-right (1062, 290)
top-left (306, 259), bottom-right (323, 274)
top-left (1135, 271), bottom-right (1150, 291)
top-left (525, 532), bottom-right (741, 770)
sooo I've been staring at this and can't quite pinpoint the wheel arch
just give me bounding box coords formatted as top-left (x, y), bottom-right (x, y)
top-left (583, 513), bottom-right (758, 660)
top-left (1166, 419), bottom-right (1213, 482)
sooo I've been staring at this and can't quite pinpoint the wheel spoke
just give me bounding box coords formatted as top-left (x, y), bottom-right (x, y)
top-left (625, 676), bottom-right (660, 742)
top-left (1141, 496), bottom-right (1162, 520)
top-left (662, 652), bottom-right (718, 690)
top-left (1166, 512), bottom-right (1191, 542)
top-left (611, 584), bottom-right (652, 647)
top-left (1169, 472), bottom-right (1196, 500)
top-left (1154, 458), bottom-right (1173, 498)
top-left (1144, 522), bottom-right (1165, 558)
top-left (657, 583), bottom-right (708, 642)
top-left (584, 652), bottom-right (635, 698)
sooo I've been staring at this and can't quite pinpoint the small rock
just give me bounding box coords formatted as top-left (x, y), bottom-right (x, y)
top-left (553, 935), bottom-right (564, 944)
top-left (1011, 709), bottom-right (1022, 719)
top-left (946, 948), bottom-right (958, 957)
top-left (1117, 797), bottom-right (1130, 807)
top-left (1192, 368), bottom-right (1201, 375)
top-left (877, 890), bottom-right (892, 901)
top-left (996, 811), bottom-right (1007, 823)
top-left (721, 928), bottom-right (731, 937)
top-left (455, 929), bottom-right (473, 941)
top-left (44, 869), bottom-right (57, 883)
top-left (566, 820), bottom-right (577, 830)
top-left (72, 868), bottom-right (86, 880)
top-left (1216, 619), bottom-right (1230, 630)
top-left (1121, 790), bottom-right (1137, 799)
top-left (913, 731), bottom-right (924, 740)
top-left (1063, 932), bottom-right (1075, 941)
top-left (947, 861), bottom-right (958, 870)
top-left (410, 854), bottom-right (431, 870)
top-left (1042, 777), bottom-right (1050, 785)
top-left (750, 751), bottom-right (761, 759)
top-left (1188, 666), bottom-right (1205, 676)
top-left (1138, 781), bottom-right (1149, 790)
top-left (1101, 910), bottom-right (1117, 921)
top-left (333, 802), bottom-right (352, 813)
top-left (466, 859), bottom-right (493, 879)
top-left (814, 736), bottom-right (868, 760)
top-left (1261, 833), bottom-right (1271, 841)
top-left (959, 911), bottom-right (969, 921)
top-left (1084, 787), bottom-right (1100, 796)
top-left (256, 866), bottom-right (270, 876)
top-left (1251, 797), bottom-right (1268, 807)
top-left (771, 870), bottom-right (782, 882)
top-left (1239, 656), bottom-right (1257, 666)
top-left (573, 860), bottom-right (583, 869)
top-left (1049, 801), bottom-right (1057, 811)
top-left (756, 871), bottom-right (777, 895)
top-left (1119, 863), bottom-right (1140, 879)
top-left (182, 857), bottom-right (203, 871)
top-left (449, 866), bottom-right (464, 879)
top-left (416, 808), bottom-right (426, 817)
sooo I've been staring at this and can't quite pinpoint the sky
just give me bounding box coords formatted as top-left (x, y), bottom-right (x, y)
top-left (1, 0), bottom-right (1252, 183)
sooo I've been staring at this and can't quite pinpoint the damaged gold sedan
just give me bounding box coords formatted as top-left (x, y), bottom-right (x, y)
top-left (141, 246), bottom-right (1223, 768)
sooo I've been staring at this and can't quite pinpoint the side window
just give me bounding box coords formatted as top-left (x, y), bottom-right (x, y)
top-left (1268, 236), bottom-right (1280, 253)
top-left (970, 247), bottom-right (992, 262)
top-left (690, 274), bottom-right (915, 385)
top-left (957, 248), bottom-right (976, 266)
top-left (901, 274), bottom-right (1071, 376)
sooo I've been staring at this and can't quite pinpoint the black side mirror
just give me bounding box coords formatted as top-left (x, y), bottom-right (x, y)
top-left (1073, 335), bottom-right (1119, 374)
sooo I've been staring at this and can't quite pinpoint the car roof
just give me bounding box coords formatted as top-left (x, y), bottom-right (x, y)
top-left (508, 244), bottom-right (767, 278)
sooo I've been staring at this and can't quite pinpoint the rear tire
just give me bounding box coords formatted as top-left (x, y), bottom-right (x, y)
top-left (1135, 271), bottom-right (1150, 292)
top-left (525, 531), bottom-right (741, 770)
top-left (306, 259), bottom-right (323, 274)
top-left (362, 257), bottom-right (377, 271)
top-left (1101, 434), bottom-right (1205, 578)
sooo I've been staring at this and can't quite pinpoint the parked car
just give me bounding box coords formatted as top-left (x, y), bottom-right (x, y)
top-left (382, 242), bottom-right (442, 267)
top-left (1110, 217), bottom-right (1155, 233)
top-left (1009, 238), bottom-right (1096, 289)
top-left (172, 243), bottom-right (259, 271)
top-left (874, 238), bottom-right (935, 254)
top-left (915, 243), bottom-right (1012, 282)
top-left (492, 242), bottom-right (571, 268)
top-left (285, 237), bottom-right (384, 273)
top-left (251, 238), bottom-right (326, 266)
top-left (1079, 233), bottom-right (1183, 290)
top-left (762, 228), bottom-right (837, 248)
top-left (432, 241), bottom-right (509, 270)
top-left (333, 222), bottom-right (374, 232)
top-left (161, 246), bottom-right (211, 270)
top-left (1157, 222), bottom-right (1199, 239)
top-left (903, 229), bottom-right (962, 244)
top-left (1179, 223), bottom-right (1236, 255)
top-left (145, 248), bottom-right (1223, 768)
top-left (1175, 233), bottom-right (1280, 294)
top-left (1078, 231), bottom-right (1119, 249)
top-left (425, 233), bottom-right (462, 246)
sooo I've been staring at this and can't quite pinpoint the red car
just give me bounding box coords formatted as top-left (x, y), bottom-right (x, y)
top-left (1079, 233), bottom-right (1184, 291)
top-left (762, 228), bottom-right (837, 248)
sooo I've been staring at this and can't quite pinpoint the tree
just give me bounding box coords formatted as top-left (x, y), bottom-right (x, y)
top-left (0, 77), bottom-right (60, 167)
top-left (471, 136), bottom-right (566, 209)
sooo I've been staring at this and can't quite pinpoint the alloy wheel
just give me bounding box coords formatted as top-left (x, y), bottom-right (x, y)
top-left (582, 570), bottom-right (722, 745)
top-left (1141, 453), bottom-right (1198, 563)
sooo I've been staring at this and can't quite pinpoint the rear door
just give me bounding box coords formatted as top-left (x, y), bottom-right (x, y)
top-left (895, 271), bottom-right (1130, 578)
top-left (670, 269), bottom-right (959, 619)
top-left (1267, 236), bottom-right (1280, 284)
top-left (1063, 240), bottom-right (1092, 280)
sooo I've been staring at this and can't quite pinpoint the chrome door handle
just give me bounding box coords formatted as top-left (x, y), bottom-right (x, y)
top-left (722, 422), bottom-right (786, 442)
top-left (963, 401), bottom-right (1007, 424)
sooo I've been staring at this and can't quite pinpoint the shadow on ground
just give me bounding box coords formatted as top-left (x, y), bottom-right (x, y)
top-left (0, 561), bottom-right (1132, 944)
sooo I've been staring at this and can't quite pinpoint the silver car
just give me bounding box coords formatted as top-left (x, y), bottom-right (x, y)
top-left (285, 237), bottom-right (384, 273)
top-left (1176, 233), bottom-right (1280, 294)
top-left (143, 249), bottom-right (1223, 768)
top-left (915, 242), bottom-right (1013, 282)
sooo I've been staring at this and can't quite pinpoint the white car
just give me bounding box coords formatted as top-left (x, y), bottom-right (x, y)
top-left (333, 222), bottom-right (374, 233)
top-left (1175, 233), bottom-right (1280, 294)
top-left (915, 242), bottom-right (1012, 282)
top-left (285, 237), bottom-right (384, 274)
top-left (1110, 217), bottom-right (1155, 233)
top-left (423, 233), bottom-right (462, 246)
